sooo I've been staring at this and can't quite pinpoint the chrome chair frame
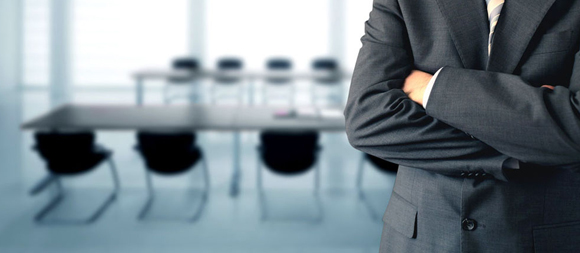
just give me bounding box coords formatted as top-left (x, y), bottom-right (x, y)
top-left (138, 152), bottom-right (210, 222)
top-left (29, 151), bottom-right (121, 224)
top-left (356, 153), bottom-right (398, 221)
top-left (256, 146), bottom-right (323, 223)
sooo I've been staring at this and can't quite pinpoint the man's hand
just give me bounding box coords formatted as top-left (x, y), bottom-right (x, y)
top-left (403, 70), bottom-right (433, 106)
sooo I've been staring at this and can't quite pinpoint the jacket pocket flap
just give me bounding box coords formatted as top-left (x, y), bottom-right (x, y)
top-left (382, 192), bottom-right (418, 239)
top-left (533, 221), bottom-right (580, 253)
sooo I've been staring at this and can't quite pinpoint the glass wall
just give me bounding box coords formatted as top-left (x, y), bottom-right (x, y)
top-left (22, 0), bottom-right (51, 86)
top-left (72, 0), bottom-right (189, 87)
top-left (22, 0), bottom-right (375, 87)
top-left (206, 0), bottom-right (330, 71)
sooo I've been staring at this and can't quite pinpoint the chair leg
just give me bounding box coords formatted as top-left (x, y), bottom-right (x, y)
top-left (258, 185), bottom-right (268, 221)
top-left (312, 156), bottom-right (324, 223)
top-left (188, 81), bottom-right (198, 104)
top-left (34, 176), bottom-right (64, 222)
top-left (163, 84), bottom-right (170, 105)
top-left (256, 151), bottom-right (269, 221)
top-left (257, 152), bottom-right (263, 191)
top-left (84, 158), bottom-right (121, 223)
top-left (189, 190), bottom-right (208, 222)
top-left (29, 174), bottom-right (57, 196)
top-left (290, 82), bottom-right (295, 107)
top-left (86, 190), bottom-right (116, 224)
top-left (310, 83), bottom-right (316, 106)
top-left (237, 83), bottom-right (244, 105)
top-left (312, 191), bottom-right (324, 223)
top-left (210, 84), bottom-right (216, 105)
top-left (314, 160), bottom-right (321, 195)
top-left (201, 155), bottom-right (210, 194)
top-left (189, 156), bottom-right (210, 222)
top-left (34, 165), bottom-right (118, 224)
top-left (108, 158), bottom-right (121, 196)
top-left (262, 85), bottom-right (268, 105)
top-left (356, 153), bottom-right (366, 200)
top-left (138, 169), bottom-right (155, 220)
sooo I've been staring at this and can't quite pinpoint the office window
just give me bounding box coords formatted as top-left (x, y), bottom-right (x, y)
top-left (72, 0), bottom-right (189, 87)
top-left (22, 0), bottom-right (51, 86)
top-left (206, 0), bottom-right (331, 71)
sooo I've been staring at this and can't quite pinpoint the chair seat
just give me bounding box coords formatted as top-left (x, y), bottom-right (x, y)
top-left (262, 150), bottom-right (315, 175)
top-left (367, 154), bottom-right (398, 172)
top-left (47, 150), bottom-right (109, 175)
top-left (259, 130), bottom-right (319, 175)
top-left (141, 147), bottom-right (202, 175)
top-left (34, 132), bottom-right (111, 175)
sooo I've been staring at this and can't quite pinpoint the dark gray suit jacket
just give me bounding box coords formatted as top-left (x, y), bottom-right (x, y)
top-left (344, 0), bottom-right (580, 252)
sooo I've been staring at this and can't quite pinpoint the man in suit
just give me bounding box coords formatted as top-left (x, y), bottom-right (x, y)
top-left (344, 0), bottom-right (580, 252)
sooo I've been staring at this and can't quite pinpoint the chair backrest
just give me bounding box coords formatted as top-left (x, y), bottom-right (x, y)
top-left (259, 131), bottom-right (319, 175)
top-left (218, 58), bottom-right (243, 70)
top-left (34, 131), bottom-right (101, 174)
top-left (266, 58), bottom-right (293, 84)
top-left (366, 154), bottom-right (398, 173)
top-left (312, 58), bottom-right (338, 71)
top-left (312, 58), bottom-right (340, 84)
top-left (172, 58), bottom-right (200, 71)
top-left (216, 58), bottom-right (243, 83)
top-left (169, 58), bottom-right (200, 83)
top-left (35, 131), bottom-right (95, 160)
top-left (136, 132), bottom-right (199, 174)
top-left (267, 58), bottom-right (292, 70)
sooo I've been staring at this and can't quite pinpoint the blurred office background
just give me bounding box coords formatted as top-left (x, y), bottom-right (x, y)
top-left (0, 0), bottom-right (398, 252)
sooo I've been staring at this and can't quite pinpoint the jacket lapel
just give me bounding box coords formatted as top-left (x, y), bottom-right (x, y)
top-left (487, 0), bottom-right (557, 73)
top-left (435, 0), bottom-right (490, 70)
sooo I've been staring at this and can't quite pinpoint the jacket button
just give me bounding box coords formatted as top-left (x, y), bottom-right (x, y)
top-left (460, 172), bottom-right (466, 177)
top-left (462, 218), bottom-right (477, 231)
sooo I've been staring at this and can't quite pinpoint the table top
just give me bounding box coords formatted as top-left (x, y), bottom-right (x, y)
top-left (21, 104), bottom-right (346, 132)
top-left (132, 69), bottom-right (349, 81)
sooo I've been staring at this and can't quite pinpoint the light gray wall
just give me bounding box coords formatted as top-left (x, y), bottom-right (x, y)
top-left (0, 0), bottom-right (23, 188)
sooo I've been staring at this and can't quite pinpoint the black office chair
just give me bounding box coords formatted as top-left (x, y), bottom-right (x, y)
top-left (263, 58), bottom-right (294, 105)
top-left (257, 130), bottom-right (323, 221)
top-left (310, 58), bottom-right (343, 106)
top-left (30, 131), bottom-right (120, 224)
top-left (211, 57), bottom-right (244, 104)
top-left (357, 153), bottom-right (398, 192)
top-left (164, 57), bottom-right (202, 104)
top-left (135, 131), bottom-right (209, 221)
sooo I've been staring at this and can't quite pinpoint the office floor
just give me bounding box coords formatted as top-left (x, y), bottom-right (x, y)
top-left (0, 87), bottom-right (396, 253)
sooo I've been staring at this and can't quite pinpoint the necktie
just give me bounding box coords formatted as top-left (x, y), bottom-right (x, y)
top-left (487, 0), bottom-right (505, 55)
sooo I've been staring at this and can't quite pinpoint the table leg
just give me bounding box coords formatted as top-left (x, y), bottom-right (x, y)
top-left (230, 131), bottom-right (241, 197)
top-left (136, 77), bottom-right (144, 106)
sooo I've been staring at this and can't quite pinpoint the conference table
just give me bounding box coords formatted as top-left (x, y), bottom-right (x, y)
top-left (22, 104), bottom-right (346, 197)
top-left (131, 69), bottom-right (349, 105)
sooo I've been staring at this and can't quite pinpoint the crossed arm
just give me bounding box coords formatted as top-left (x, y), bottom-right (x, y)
top-left (403, 64), bottom-right (580, 167)
top-left (344, 0), bottom-right (580, 182)
top-left (403, 71), bottom-right (555, 108)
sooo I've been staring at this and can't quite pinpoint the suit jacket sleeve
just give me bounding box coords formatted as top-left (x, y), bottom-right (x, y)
top-left (425, 51), bottom-right (580, 166)
top-left (344, 0), bottom-right (512, 180)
